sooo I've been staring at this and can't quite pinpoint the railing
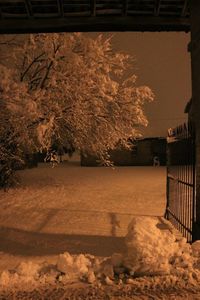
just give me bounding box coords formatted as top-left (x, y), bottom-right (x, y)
top-left (165, 122), bottom-right (195, 243)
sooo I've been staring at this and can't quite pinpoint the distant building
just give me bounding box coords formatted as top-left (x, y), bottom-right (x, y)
top-left (81, 137), bottom-right (167, 166)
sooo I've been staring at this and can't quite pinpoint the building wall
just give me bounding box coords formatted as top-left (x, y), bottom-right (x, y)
top-left (81, 138), bottom-right (166, 166)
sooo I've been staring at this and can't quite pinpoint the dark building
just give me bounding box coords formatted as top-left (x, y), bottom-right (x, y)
top-left (81, 137), bottom-right (167, 166)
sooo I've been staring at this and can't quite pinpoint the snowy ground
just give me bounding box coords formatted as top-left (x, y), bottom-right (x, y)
top-left (0, 157), bottom-right (166, 268)
top-left (4, 158), bottom-right (200, 298)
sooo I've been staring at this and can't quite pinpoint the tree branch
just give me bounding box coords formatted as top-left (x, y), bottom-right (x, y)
top-left (39, 61), bottom-right (53, 89)
top-left (20, 52), bottom-right (45, 82)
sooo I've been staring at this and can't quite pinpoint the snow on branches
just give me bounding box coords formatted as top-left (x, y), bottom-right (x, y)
top-left (0, 33), bottom-right (154, 182)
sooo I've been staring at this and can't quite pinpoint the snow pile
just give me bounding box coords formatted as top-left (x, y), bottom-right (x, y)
top-left (17, 261), bottom-right (41, 280)
top-left (56, 252), bottom-right (117, 284)
top-left (1, 217), bottom-right (200, 290)
top-left (0, 271), bottom-right (19, 287)
top-left (192, 240), bottom-right (200, 258)
top-left (57, 252), bottom-right (93, 280)
top-left (123, 216), bottom-right (193, 276)
top-left (191, 241), bottom-right (200, 274)
top-left (0, 261), bottom-right (41, 287)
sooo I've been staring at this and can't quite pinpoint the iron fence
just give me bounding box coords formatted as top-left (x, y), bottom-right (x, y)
top-left (165, 122), bottom-right (196, 243)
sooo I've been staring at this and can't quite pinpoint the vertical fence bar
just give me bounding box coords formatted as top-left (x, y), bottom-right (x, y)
top-left (192, 123), bottom-right (196, 242)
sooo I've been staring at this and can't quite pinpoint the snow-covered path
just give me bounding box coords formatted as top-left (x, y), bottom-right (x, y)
top-left (2, 166), bottom-right (200, 300)
top-left (0, 162), bottom-right (166, 270)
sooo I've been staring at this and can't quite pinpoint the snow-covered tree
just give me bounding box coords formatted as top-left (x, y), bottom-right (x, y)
top-left (0, 33), bottom-right (154, 187)
top-left (0, 65), bottom-right (40, 188)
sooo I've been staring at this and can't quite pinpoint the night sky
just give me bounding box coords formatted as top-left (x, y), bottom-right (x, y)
top-left (92, 32), bottom-right (191, 138)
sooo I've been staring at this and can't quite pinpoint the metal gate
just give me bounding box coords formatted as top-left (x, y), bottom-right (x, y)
top-left (165, 122), bottom-right (196, 243)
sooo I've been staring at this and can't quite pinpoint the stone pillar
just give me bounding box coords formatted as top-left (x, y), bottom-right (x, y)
top-left (190, 0), bottom-right (200, 241)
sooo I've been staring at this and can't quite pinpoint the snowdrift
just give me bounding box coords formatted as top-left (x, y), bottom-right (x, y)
top-left (1, 216), bottom-right (200, 288)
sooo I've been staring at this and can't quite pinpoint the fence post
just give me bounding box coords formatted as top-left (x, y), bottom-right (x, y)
top-left (165, 142), bottom-right (170, 220)
top-left (191, 0), bottom-right (200, 242)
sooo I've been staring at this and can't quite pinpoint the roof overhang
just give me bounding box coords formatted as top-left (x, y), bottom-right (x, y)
top-left (0, 0), bottom-right (190, 34)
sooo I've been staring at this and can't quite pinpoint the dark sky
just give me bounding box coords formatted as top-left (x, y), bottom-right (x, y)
top-left (89, 32), bottom-right (191, 138)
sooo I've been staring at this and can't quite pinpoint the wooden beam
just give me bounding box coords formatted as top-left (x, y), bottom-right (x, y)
top-left (0, 15), bottom-right (190, 34)
top-left (154, 0), bottom-right (161, 16)
top-left (57, 0), bottom-right (64, 17)
top-left (91, 0), bottom-right (96, 16)
top-left (24, 0), bottom-right (33, 17)
top-left (123, 0), bottom-right (128, 16)
top-left (0, 0), bottom-right (24, 2)
top-left (181, 0), bottom-right (189, 17)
